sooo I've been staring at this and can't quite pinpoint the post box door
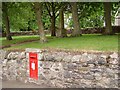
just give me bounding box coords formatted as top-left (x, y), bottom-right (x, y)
top-left (29, 52), bottom-right (38, 80)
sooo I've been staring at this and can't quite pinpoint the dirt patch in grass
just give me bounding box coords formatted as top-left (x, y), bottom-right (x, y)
top-left (1, 39), bottom-right (39, 49)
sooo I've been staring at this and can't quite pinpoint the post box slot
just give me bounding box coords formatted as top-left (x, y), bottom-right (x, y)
top-left (30, 56), bottom-right (37, 58)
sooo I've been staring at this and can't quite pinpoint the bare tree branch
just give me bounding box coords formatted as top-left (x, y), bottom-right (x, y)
top-left (55, 3), bottom-right (63, 14)
top-left (55, 12), bottom-right (59, 19)
top-left (44, 3), bottom-right (52, 17)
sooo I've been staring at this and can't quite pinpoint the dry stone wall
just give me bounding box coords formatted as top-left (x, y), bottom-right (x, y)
top-left (0, 49), bottom-right (119, 88)
top-left (2, 26), bottom-right (120, 37)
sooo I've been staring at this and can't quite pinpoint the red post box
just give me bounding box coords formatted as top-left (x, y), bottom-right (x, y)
top-left (29, 52), bottom-right (38, 80)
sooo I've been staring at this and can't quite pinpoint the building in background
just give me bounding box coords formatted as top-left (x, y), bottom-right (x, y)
top-left (115, 16), bottom-right (120, 26)
top-left (114, 8), bottom-right (120, 26)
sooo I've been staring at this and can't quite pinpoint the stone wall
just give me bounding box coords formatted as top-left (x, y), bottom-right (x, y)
top-left (81, 26), bottom-right (120, 34)
top-left (2, 26), bottom-right (120, 37)
top-left (2, 30), bottom-right (50, 37)
top-left (0, 49), bottom-right (119, 88)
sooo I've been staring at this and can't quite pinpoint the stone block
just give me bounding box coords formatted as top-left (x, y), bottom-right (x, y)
top-left (62, 55), bottom-right (72, 62)
top-left (109, 52), bottom-right (118, 59)
top-left (71, 55), bottom-right (81, 62)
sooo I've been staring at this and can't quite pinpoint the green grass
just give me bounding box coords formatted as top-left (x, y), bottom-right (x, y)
top-left (1, 35), bottom-right (39, 46)
top-left (1, 34), bottom-right (118, 51)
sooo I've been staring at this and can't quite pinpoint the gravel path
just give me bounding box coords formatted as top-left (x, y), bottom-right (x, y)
top-left (2, 80), bottom-right (50, 88)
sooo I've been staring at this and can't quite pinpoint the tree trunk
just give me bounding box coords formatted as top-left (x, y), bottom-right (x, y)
top-left (59, 7), bottom-right (67, 37)
top-left (27, 20), bottom-right (31, 31)
top-left (103, 2), bottom-right (113, 35)
top-left (51, 14), bottom-right (56, 36)
top-left (3, 3), bottom-right (12, 40)
top-left (71, 2), bottom-right (82, 37)
top-left (34, 2), bottom-right (47, 43)
top-left (50, 2), bottom-right (56, 37)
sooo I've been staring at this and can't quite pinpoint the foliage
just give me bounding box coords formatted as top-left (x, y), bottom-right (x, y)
top-left (2, 2), bottom-right (52, 31)
top-left (111, 2), bottom-right (119, 25)
top-left (42, 6), bottom-right (51, 30)
top-left (78, 2), bottom-right (104, 28)
top-left (0, 2), bottom-right (2, 28)
top-left (3, 2), bottom-right (35, 31)
top-left (2, 2), bottom-right (119, 32)
top-left (77, 2), bottom-right (118, 28)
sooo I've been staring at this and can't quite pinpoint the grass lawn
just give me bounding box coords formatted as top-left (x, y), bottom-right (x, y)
top-left (1, 34), bottom-right (118, 51)
top-left (1, 35), bottom-right (39, 46)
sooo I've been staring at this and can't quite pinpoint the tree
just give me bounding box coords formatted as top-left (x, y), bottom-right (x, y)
top-left (9, 2), bottom-right (35, 31)
top-left (59, 6), bottom-right (67, 37)
top-left (70, 2), bottom-right (82, 36)
top-left (34, 2), bottom-right (47, 43)
top-left (2, 2), bottom-right (12, 40)
top-left (78, 2), bottom-right (104, 28)
top-left (2, 2), bottom-right (36, 32)
top-left (103, 2), bottom-right (113, 35)
top-left (44, 2), bottom-right (63, 36)
top-left (0, 2), bottom-right (2, 31)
